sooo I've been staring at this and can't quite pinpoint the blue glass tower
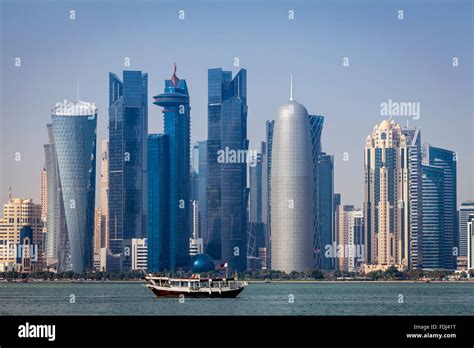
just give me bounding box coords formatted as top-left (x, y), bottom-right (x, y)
top-left (318, 152), bottom-right (334, 270)
top-left (153, 64), bottom-right (191, 270)
top-left (308, 115), bottom-right (324, 269)
top-left (52, 100), bottom-right (97, 273)
top-left (207, 68), bottom-right (248, 272)
top-left (197, 141), bottom-right (208, 242)
top-left (108, 71), bottom-right (148, 247)
top-left (402, 129), bottom-right (423, 269)
top-left (44, 123), bottom-right (68, 270)
top-left (421, 164), bottom-right (445, 269)
top-left (423, 144), bottom-right (457, 269)
top-left (147, 134), bottom-right (169, 272)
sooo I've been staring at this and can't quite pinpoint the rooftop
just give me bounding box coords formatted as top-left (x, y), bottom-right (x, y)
top-left (51, 100), bottom-right (97, 116)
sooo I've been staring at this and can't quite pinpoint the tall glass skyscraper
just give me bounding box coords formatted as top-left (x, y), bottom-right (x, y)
top-left (44, 123), bottom-right (67, 269)
top-left (248, 148), bottom-right (265, 268)
top-left (423, 144), bottom-right (457, 269)
top-left (108, 71), bottom-right (148, 247)
top-left (153, 64), bottom-right (191, 270)
top-left (421, 164), bottom-right (445, 269)
top-left (309, 115), bottom-right (324, 269)
top-left (51, 100), bottom-right (97, 273)
top-left (402, 129), bottom-right (423, 269)
top-left (147, 134), bottom-right (169, 272)
top-left (206, 68), bottom-right (248, 272)
top-left (262, 120), bottom-right (274, 269)
top-left (197, 141), bottom-right (208, 243)
top-left (271, 89), bottom-right (314, 273)
top-left (318, 152), bottom-right (334, 270)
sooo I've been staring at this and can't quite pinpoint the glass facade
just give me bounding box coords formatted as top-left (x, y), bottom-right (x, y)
top-left (249, 151), bottom-right (263, 224)
top-left (271, 100), bottom-right (314, 273)
top-left (262, 120), bottom-right (274, 270)
top-left (318, 152), bottom-right (334, 270)
top-left (421, 165), bottom-right (445, 269)
top-left (43, 123), bottom-right (64, 267)
top-left (197, 141), bottom-right (208, 242)
top-left (147, 134), bottom-right (169, 272)
top-left (52, 101), bottom-right (97, 273)
top-left (206, 68), bottom-right (248, 272)
top-left (402, 129), bottom-right (423, 269)
top-left (152, 66), bottom-right (191, 270)
top-left (108, 71), bottom-right (148, 247)
top-left (309, 115), bottom-right (324, 268)
top-left (424, 145), bottom-right (457, 269)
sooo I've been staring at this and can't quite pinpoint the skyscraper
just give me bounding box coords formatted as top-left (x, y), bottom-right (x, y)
top-left (249, 150), bottom-right (263, 224)
top-left (248, 146), bottom-right (266, 269)
top-left (147, 134), bottom-right (169, 272)
top-left (190, 143), bottom-right (199, 205)
top-left (108, 71), bottom-right (148, 254)
top-left (458, 201), bottom-right (474, 257)
top-left (402, 128), bottom-right (423, 269)
top-left (153, 64), bottom-right (191, 270)
top-left (363, 119), bottom-right (409, 271)
top-left (308, 115), bottom-right (324, 269)
top-left (271, 82), bottom-right (314, 273)
top-left (196, 141), bottom-right (208, 243)
top-left (318, 152), bottom-right (334, 270)
top-left (422, 144), bottom-right (457, 269)
top-left (206, 68), bottom-right (248, 272)
top-left (333, 193), bottom-right (341, 252)
top-left (262, 120), bottom-right (274, 269)
top-left (52, 100), bottom-right (97, 273)
top-left (100, 140), bottom-right (109, 249)
top-left (421, 164), bottom-right (445, 269)
top-left (43, 123), bottom-right (66, 269)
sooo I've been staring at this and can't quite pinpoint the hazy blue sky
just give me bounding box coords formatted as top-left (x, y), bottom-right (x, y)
top-left (0, 0), bottom-right (472, 208)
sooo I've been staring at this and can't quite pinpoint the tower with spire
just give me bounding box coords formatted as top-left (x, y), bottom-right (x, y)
top-left (270, 76), bottom-right (322, 273)
top-left (150, 64), bottom-right (191, 271)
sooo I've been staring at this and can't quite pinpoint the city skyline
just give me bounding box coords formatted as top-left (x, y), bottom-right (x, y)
top-left (1, 4), bottom-right (474, 342)
top-left (1, 0), bottom-right (472, 209)
top-left (0, 78), bottom-right (469, 274)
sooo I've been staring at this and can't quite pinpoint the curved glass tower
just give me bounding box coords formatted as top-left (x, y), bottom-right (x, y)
top-left (52, 100), bottom-right (97, 273)
top-left (270, 91), bottom-right (315, 273)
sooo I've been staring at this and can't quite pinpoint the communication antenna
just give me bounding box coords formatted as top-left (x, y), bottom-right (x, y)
top-left (290, 75), bottom-right (294, 101)
top-left (76, 77), bottom-right (80, 101)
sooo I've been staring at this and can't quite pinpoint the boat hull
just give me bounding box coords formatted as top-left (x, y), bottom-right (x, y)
top-left (147, 285), bottom-right (245, 298)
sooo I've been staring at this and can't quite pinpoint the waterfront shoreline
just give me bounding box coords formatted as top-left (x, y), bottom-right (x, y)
top-left (1, 281), bottom-right (473, 316)
top-left (3, 279), bottom-right (474, 284)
